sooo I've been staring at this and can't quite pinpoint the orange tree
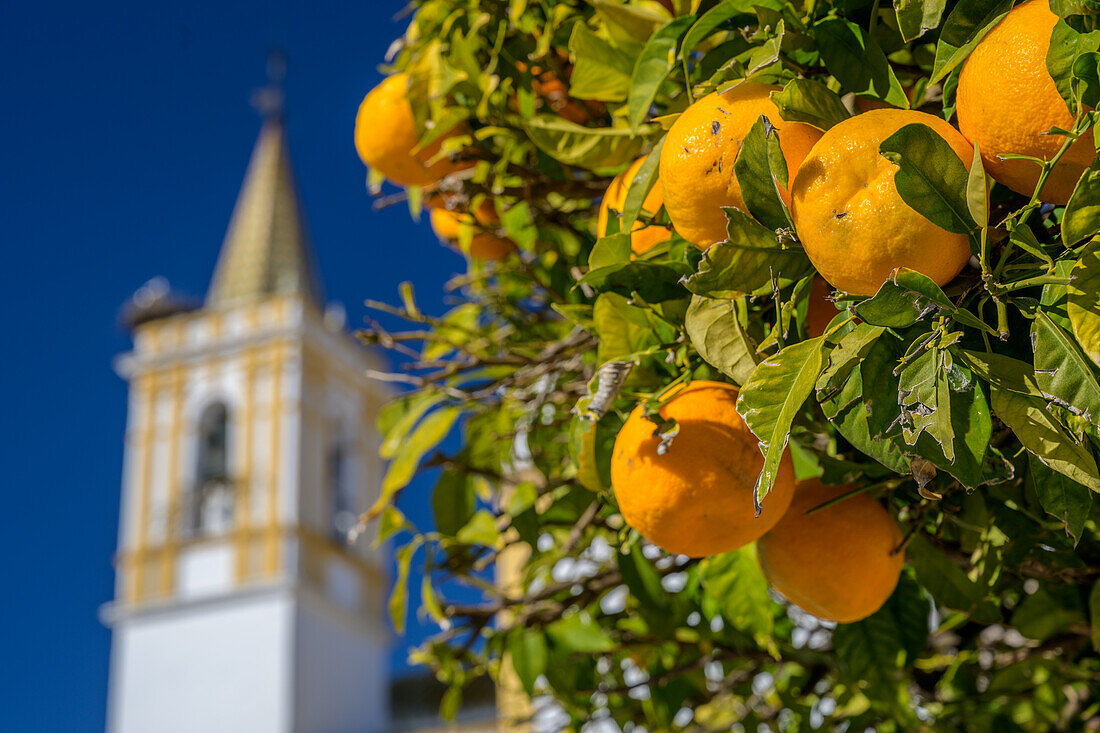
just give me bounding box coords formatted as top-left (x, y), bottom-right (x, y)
top-left (356, 0), bottom-right (1100, 729)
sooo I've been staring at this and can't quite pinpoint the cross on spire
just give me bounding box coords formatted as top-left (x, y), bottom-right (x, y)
top-left (250, 49), bottom-right (287, 120)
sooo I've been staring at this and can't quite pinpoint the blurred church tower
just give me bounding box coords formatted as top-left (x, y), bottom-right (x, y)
top-left (103, 74), bottom-right (393, 732)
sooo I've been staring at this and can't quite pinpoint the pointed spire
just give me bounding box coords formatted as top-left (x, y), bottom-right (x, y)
top-left (206, 55), bottom-right (324, 309)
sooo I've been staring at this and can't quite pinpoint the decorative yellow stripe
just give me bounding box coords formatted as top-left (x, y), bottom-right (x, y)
top-left (264, 340), bottom-right (284, 575)
top-left (235, 348), bottom-right (256, 582)
top-left (130, 369), bottom-right (158, 602)
top-left (160, 367), bottom-right (185, 596)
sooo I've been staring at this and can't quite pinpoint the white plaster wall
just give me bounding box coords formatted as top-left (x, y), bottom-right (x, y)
top-left (108, 589), bottom-right (294, 733)
top-left (292, 593), bottom-right (390, 733)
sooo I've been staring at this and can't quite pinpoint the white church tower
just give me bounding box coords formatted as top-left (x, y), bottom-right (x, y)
top-left (104, 106), bottom-right (393, 733)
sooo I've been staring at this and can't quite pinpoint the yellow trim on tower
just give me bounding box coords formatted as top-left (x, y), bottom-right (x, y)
top-left (160, 367), bottom-right (185, 596)
top-left (235, 307), bottom-right (259, 581)
top-left (130, 365), bottom-right (158, 602)
top-left (264, 340), bottom-right (284, 576)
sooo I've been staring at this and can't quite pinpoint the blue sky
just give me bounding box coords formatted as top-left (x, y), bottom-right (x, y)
top-left (0, 2), bottom-right (467, 729)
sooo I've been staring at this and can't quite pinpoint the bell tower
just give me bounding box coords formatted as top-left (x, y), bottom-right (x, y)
top-left (104, 90), bottom-right (392, 732)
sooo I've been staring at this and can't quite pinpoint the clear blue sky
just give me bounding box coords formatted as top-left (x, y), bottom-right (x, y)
top-left (0, 2), bottom-right (468, 729)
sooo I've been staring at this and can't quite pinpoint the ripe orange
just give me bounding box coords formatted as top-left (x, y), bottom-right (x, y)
top-left (757, 479), bottom-right (904, 623)
top-left (597, 154), bottom-right (671, 255)
top-left (957, 0), bottom-right (1095, 204)
top-left (791, 109), bottom-right (975, 296)
top-left (354, 73), bottom-right (469, 187)
top-left (659, 83), bottom-right (823, 249)
top-left (610, 380), bottom-right (796, 558)
top-left (429, 203), bottom-right (514, 261)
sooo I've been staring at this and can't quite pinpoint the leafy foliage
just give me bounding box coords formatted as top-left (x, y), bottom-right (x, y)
top-left (357, 0), bottom-right (1100, 729)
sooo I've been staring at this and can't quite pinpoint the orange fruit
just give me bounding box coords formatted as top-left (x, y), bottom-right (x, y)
top-left (429, 203), bottom-right (514, 261)
top-left (610, 380), bottom-right (796, 557)
top-left (791, 109), bottom-right (975, 296)
top-left (659, 83), bottom-right (823, 249)
top-left (957, 0), bottom-right (1095, 205)
top-left (597, 154), bottom-right (671, 255)
top-left (354, 73), bottom-right (469, 187)
top-left (805, 276), bottom-right (836, 338)
top-left (757, 479), bottom-right (904, 623)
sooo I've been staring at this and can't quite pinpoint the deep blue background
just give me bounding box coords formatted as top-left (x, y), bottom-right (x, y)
top-left (0, 2), bottom-right (466, 729)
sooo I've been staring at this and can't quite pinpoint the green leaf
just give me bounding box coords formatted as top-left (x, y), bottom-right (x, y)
top-left (895, 0), bottom-right (947, 42)
top-left (907, 534), bottom-right (999, 622)
top-left (628, 16), bottom-right (695, 131)
top-left (737, 337), bottom-right (826, 509)
top-left (684, 295), bottom-right (761, 384)
top-left (1046, 19), bottom-right (1100, 113)
top-left (815, 18), bottom-right (909, 107)
top-left (433, 469), bottom-right (475, 537)
top-left (590, 0), bottom-right (667, 43)
top-left (681, 0), bottom-right (762, 62)
top-left (593, 292), bottom-right (664, 366)
top-left (620, 136), bottom-right (665, 232)
top-left (1062, 164), bottom-right (1100, 245)
top-left (967, 142), bottom-right (989, 227)
top-left (370, 406), bottom-right (462, 519)
top-left (524, 116), bottom-right (652, 172)
top-left (930, 0), bottom-right (1013, 84)
top-left (990, 384), bottom-right (1100, 490)
top-left (567, 22), bottom-right (635, 102)
top-left (957, 349), bottom-right (1043, 397)
top-left (546, 611), bottom-right (615, 653)
top-left (816, 322), bottom-right (886, 398)
top-left (682, 208), bottom-right (812, 298)
top-left (508, 629), bottom-right (549, 695)
top-left (820, 351), bottom-right (912, 474)
top-left (770, 78), bottom-right (851, 130)
top-left (1032, 309), bottom-right (1100, 423)
top-left (1029, 456), bottom-right (1092, 546)
top-left (456, 509), bottom-right (502, 547)
top-left (897, 346), bottom-right (956, 461)
top-left (699, 546), bottom-right (773, 640)
top-left (879, 123), bottom-right (978, 235)
top-left (1069, 238), bottom-right (1100, 368)
top-left (588, 233), bottom-right (633, 270)
top-left (733, 115), bottom-right (792, 231)
top-left (855, 269), bottom-right (993, 334)
top-left (389, 538), bottom-right (422, 634)
top-left (379, 391), bottom-right (446, 459)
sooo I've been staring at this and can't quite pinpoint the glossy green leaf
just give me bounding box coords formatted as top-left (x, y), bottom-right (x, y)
top-left (815, 18), bottom-right (909, 107)
top-left (1029, 456), bottom-right (1092, 546)
top-left (684, 295), bottom-right (760, 384)
top-left (930, 0), bottom-right (1013, 84)
top-left (734, 115), bottom-right (792, 231)
top-left (620, 136), bottom-right (665, 231)
top-left (524, 116), bottom-right (651, 171)
top-left (371, 406), bottom-right (463, 519)
top-left (894, 0), bottom-right (947, 42)
top-left (737, 337), bottom-right (826, 508)
top-left (1046, 19), bottom-right (1100, 113)
top-left (682, 208), bottom-right (812, 298)
top-left (880, 123), bottom-right (977, 235)
top-left (1069, 238), bottom-right (1100, 367)
top-left (699, 546), bottom-right (773, 640)
top-left (1032, 309), bottom-right (1100, 424)
top-left (567, 22), bottom-right (635, 102)
top-left (628, 16), bottom-right (695, 131)
top-left (1062, 163), bottom-right (1100, 245)
top-left (433, 469), bottom-right (475, 537)
top-left (508, 628), bottom-right (549, 695)
top-left (770, 78), bottom-right (850, 130)
top-left (990, 385), bottom-right (1100, 490)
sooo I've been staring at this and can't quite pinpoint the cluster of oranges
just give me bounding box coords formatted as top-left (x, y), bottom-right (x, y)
top-left (611, 381), bottom-right (903, 623)
top-left (353, 73), bottom-right (514, 261)
top-left (355, 1), bottom-right (1088, 623)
